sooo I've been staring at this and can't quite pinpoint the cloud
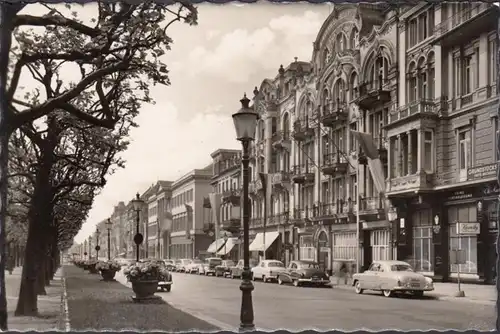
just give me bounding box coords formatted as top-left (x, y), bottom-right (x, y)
top-left (178, 10), bottom-right (325, 83)
top-left (206, 29), bottom-right (221, 40)
top-left (74, 103), bottom-right (240, 243)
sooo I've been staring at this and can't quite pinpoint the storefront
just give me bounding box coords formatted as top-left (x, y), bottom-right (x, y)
top-left (331, 223), bottom-right (358, 274)
top-left (249, 230), bottom-right (281, 260)
top-left (361, 220), bottom-right (392, 270)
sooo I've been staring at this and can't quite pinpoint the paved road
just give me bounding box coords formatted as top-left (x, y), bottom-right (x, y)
top-left (158, 272), bottom-right (495, 331)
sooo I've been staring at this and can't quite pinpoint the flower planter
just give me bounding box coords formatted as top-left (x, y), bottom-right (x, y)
top-left (131, 280), bottom-right (160, 302)
top-left (88, 263), bottom-right (99, 274)
top-left (100, 269), bottom-right (117, 281)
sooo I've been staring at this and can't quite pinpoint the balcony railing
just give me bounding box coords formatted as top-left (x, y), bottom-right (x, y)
top-left (291, 163), bottom-right (315, 184)
top-left (222, 188), bottom-right (241, 205)
top-left (359, 197), bottom-right (383, 212)
top-left (272, 130), bottom-right (292, 150)
top-left (321, 99), bottom-right (348, 127)
top-left (292, 117), bottom-right (314, 141)
top-left (434, 3), bottom-right (483, 37)
top-left (389, 99), bottom-right (435, 124)
top-left (321, 153), bottom-right (348, 176)
top-left (271, 171), bottom-right (291, 187)
top-left (356, 77), bottom-right (392, 110)
top-left (269, 212), bottom-right (289, 225)
top-left (214, 154), bottom-right (241, 176)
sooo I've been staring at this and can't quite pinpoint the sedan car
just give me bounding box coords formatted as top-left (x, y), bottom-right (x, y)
top-left (197, 263), bottom-right (209, 275)
top-left (215, 260), bottom-right (235, 277)
top-left (177, 259), bottom-right (192, 273)
top-left (185, 259), bottom-right (204, 274)
top-left (251, 260), bottom-right (286, 283)
top-left (163, 259), bottom-right (176, 272)
top-left (203, 257), bottom-right (223, 276)
top-left (277, 260), bottom-right (330, 287)
top-left (352, 260), bottom-right (434, 298)
top-left (229, 259), bottom-right (259, 279)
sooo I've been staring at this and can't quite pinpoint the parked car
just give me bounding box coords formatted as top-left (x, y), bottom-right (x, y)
top-left (251, 260), bottom-right (286, 283)
top-left (215, 260), bottom-right (235, 277)
top-left (174, 259), bottom-right (182, 272)
top-left (138, 259), bottom-right (173, 292)
top-left (186, 259), bottom-right (204, 274)
top-left (276, 260), bottom-right (330, 287)
top-left (229, 259), bottom-right (259, 279)
top-left (203, 257), bottom-right (223, 276)
top-left (163, 259), bottom-right (176, 271)
top-left (352, 260), bottom-right (434, 298)
top-left (177, 259), bottom-right (192, 273)
top-left (198, 263), bottom-right (209, 275)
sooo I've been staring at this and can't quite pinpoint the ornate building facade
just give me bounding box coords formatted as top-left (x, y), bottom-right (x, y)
top-left (246, 3), bottom-right (498, 283)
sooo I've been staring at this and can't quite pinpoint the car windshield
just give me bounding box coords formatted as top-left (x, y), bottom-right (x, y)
top-left (175, 260), bottom-right (181, 264)
top-left (209, 259), bottom-right (222, 265)
top-left (165, 260), bottom-right (174, 264)
top-left (268, 261), bottom-right (284, 267)
top-left (182, 259), bottom-right (192, 264)
top-left (192, 259), bottom-right (203, 264)
top-left (297, 262), bottom-right (319, 269)
top-left (391, 264), bottom-right (413, 272)
top-left (225, 261), bottom-right (235, 267)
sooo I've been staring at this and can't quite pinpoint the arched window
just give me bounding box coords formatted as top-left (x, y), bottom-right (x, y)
top-left (349, 27), bottom-right (358, 49)
top-left (417, 57), bottom-right (427, 100)
top-left (259, 120), bottom-right (265, 141)
top-left (322, 88), bottom-right (330, 114)
top-left (335, 33), bottom-right (347, 53)
top-left (368, 49), bottom-right (390, 88)
top-left (407, 62), bottom-right (417, 103)
top-left (349, 72), bottom-right (358, 101)
top-left (282, 113), bottom-right (290, 139)
top-left (306, 99), bottom-right (313, 118)
top-left (427, 52), bottom-right (435, 100)
top-left (333, 79), bottom-right (346, 105)
top-left (322, 48), bottom-right (330, 67)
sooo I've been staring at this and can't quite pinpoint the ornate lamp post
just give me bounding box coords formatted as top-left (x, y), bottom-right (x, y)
top-left (106, 218), bottom-right (112, 260)
top-left (131, 193), bottom-right (145, 262)
top-left (88, 236), bottom-right (92, 260)
top-left (232, 93), bottom-right (258, 331)
top-left (95, 229), bottom-right (101, 259)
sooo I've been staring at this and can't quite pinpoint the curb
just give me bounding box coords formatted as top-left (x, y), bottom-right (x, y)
top-left (114, 271), bottom-right (235, 331)
top-left (60, 268), bottom-right (71, 332)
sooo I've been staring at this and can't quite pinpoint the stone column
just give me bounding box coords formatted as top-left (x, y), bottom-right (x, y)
top-left (397, 134), bottom-right (402, 177)
top-left (407, 131), bottom-right (413, 175)
top-left (417, 129), bottom-right (423, 172)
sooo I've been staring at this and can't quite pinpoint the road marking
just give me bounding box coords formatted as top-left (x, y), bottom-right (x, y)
top-left (61, 268), bottom-right (71, 332)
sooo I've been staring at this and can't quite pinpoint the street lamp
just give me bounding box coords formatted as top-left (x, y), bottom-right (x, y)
top-left (131, 193), bottom-right (145, 262)
top-left (232, 93), bottom-right (258, 331)
top-left (95, 229), bottom-right (101, 260)
top-left (223, 232), bottom-right (229, 258)
top-left (88, 236), bottom-right (92, 260)
top-left (106, 218), bottom-right (113, 260)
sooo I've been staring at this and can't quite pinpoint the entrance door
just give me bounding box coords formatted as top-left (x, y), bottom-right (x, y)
top-left (317, 231), bottom-right (329, 272)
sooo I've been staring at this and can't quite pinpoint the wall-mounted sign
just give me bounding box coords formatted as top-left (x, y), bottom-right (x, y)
top-left (320, 247), bottom-right (330, 253)
top-left (467, 163), bottom-right (498, 181)
top-left (446, 190), bottom-right (474, 201)
top-left (456, 222), bottom-right (480, 235)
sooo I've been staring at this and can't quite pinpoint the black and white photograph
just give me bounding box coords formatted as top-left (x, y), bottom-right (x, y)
top-left (0, 0), bottom-right (498, 332)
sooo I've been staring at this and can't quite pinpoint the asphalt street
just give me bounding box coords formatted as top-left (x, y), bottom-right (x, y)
top-left (157, 272), bottom-right (495, 331)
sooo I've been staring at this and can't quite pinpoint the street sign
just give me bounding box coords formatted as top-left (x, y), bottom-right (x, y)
top-left (450, 249), bottom-right (466, 265)
top-left (456, 222), bottom-right (480, 235)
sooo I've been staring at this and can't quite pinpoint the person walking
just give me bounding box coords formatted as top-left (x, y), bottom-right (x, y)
top-left (337, 261), bottom-right (347, 285)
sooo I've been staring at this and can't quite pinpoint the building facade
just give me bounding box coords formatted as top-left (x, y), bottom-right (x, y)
top-left (247, 3), bottom-right (498, 283)
top-left (170, 165), bottom-right (213, 259)
top-left (144, 181), bottom-right (173, 259)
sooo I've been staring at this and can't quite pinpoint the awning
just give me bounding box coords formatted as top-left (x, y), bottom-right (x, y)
top-left (217, 238), bottom-right (239, 256)
top-left (249, 231), bottom-right (280, 252)
top-left (207, 238), bottom-right (226, 253)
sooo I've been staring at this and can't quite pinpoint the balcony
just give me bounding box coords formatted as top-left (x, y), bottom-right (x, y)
top-left (250, 217), bottom-right (263, 229)
top-left (251, 140), bottom-right (265, 161)
top-left (388, 100), bottom-right (436, 127)
top-left (321, 153), bottom-right (348, 177)
top-left (321, 101), bottom-right (348, 128)
top-left (271, 171), bottom-right (291, 192)
top-left (221, 218), bottom-right (240, 234)
top-left (291, 164), bottom-right (315, 184)
top-left (359, 197), bottom-right (384, 219)
top-left (203, 197), bottom-right (211, 209)
top-left (292, 117), bottom-right (314, 142)
top-left (386, 172), bottom-right (434, 196)
top-left (272, 131), bottom-right (292, 151)
top-left (355, 78), bottom-right (392, 110)
top-left (249, 179), bottom-right (264, 196)
top-left (433, 4), bottom-right (498, 47)
top-left (222, 188), bottom-right (241, 206)
top-left (270, 212), bottom-right (290, 225)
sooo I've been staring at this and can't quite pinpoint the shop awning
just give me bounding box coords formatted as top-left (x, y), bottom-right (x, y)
top-left (217, 238), bottom-right (239, 256)
top-left (249, 231), bottom-right (280, 252)
top-left (207, 238), bottom-right (226, 253)
top-left (361, 220), bottom-right (390, 230)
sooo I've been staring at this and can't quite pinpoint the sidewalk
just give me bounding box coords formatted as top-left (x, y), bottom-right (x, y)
top-left (329, 277), bottom-right (496, 305)
top-left (6, 266), bottom-right (66, 331)
top-left (64, 265), bottom-right (219, 331)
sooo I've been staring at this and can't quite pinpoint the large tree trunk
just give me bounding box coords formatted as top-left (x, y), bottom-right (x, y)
top-left (36, 256), bottom-right (47, 296)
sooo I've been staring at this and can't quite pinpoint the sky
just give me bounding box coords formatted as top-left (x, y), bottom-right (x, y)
top-left (17, 2), bottom-right (332, 244)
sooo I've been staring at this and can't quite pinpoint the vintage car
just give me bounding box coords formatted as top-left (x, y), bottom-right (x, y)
top-left (139, 259), bottom-right (173, 292)
top-left (230, 259), bottom-right (259, 279)
top-left (197, 262), bottom-right (209, 275)
top-left (176, 259), bottom-right (192, 272)
top-left (251, 260), bottom-right (287, 283)
top-left (185, 259), bottom-right (204, 274)
top-left (277, 260), bottom-right (330, 287)
top-left (203, 257), bottom-right (223, 276)
top-left (215, 260), bottom-right (235, 277)
top-left (163, 259), bottom-right (176, 272)
top-left (352, 260), bottom-right (434, 298)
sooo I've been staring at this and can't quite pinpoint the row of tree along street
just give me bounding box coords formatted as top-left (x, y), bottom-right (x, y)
top-left (0, 1), bottom-right (198, 329)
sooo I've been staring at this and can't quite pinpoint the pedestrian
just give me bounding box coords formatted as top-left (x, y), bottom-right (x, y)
top-left (337, 261), bottom-right (347, 285)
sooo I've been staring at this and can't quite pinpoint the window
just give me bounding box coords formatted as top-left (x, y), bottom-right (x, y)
top-left (349, 175), bottom-right (357, 201)
top-left (448, 205), bottom-right (478, 274)
top-left (419, 70), bottom-right (427, 100)
top-left (458, 129), bottom-right (471, 181)
top-left (333, 232), bottom-right (357, 261)
top-left (321, 182), bottom-right (329, 204)
top-left (370, 230), bottom-right (390, 261)
top-left (408, 10), bottom-right (433, 48)
top-left (349, 122), bottom-right (357, 152)
top-left (411, 209), bottom-right (433, 272)
top-left (463, 55), bottom-right (472, 95)
top-left (408, 18), bottom-right (417, 47)
top-left (488, 36), bottom-right (497, 87)
top-left (494, 117), bottom-right (499, 162)
top-left (418, 12), bottom-right (427, 42)
top-left (423, 130), bottom-right (434, 172)
top-left (299, 236), bottom-right (315, 261)
top-left (453, 56), bottom-right (461, 97)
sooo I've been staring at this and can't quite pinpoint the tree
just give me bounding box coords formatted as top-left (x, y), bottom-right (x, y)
top-left (0, 1), bottom-right (198, 327)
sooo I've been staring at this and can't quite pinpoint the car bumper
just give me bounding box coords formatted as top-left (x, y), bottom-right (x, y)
top-left (158, 281), bottom-right (173, 286)
top-left (392, 286), bottom-right (434, 292)
top-left (298, 278), bottom-right (330, 284)
top-left (206, 270), bottom-right (216, 274)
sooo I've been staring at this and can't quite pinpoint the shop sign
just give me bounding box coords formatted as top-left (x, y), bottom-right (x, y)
top-left (297, 226), bottom-right (315, 234)
top-left (446, 190), bottom-right (474, 201)
top-left (456, 222), bottom-right (480, 235)
top-left (467, 163), bottom-right (498, 181)
top-left (319, 247), bottom-right (330, 253)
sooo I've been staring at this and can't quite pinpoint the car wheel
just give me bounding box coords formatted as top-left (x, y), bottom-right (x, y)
top-left (166, 285), bottom-right (171, 292)
top-left (413, 291), bottom-right (424, 298)
top-left (278, 277), bottom-right (284, 285)
top-left (293, 279), bottom-right (300, 287)
top-left (354, 280), bottom-right (364, 294)
top-left (252, 274), bottom-right (257, 281)
top-left (383, 290), bottom-right (393, 298)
